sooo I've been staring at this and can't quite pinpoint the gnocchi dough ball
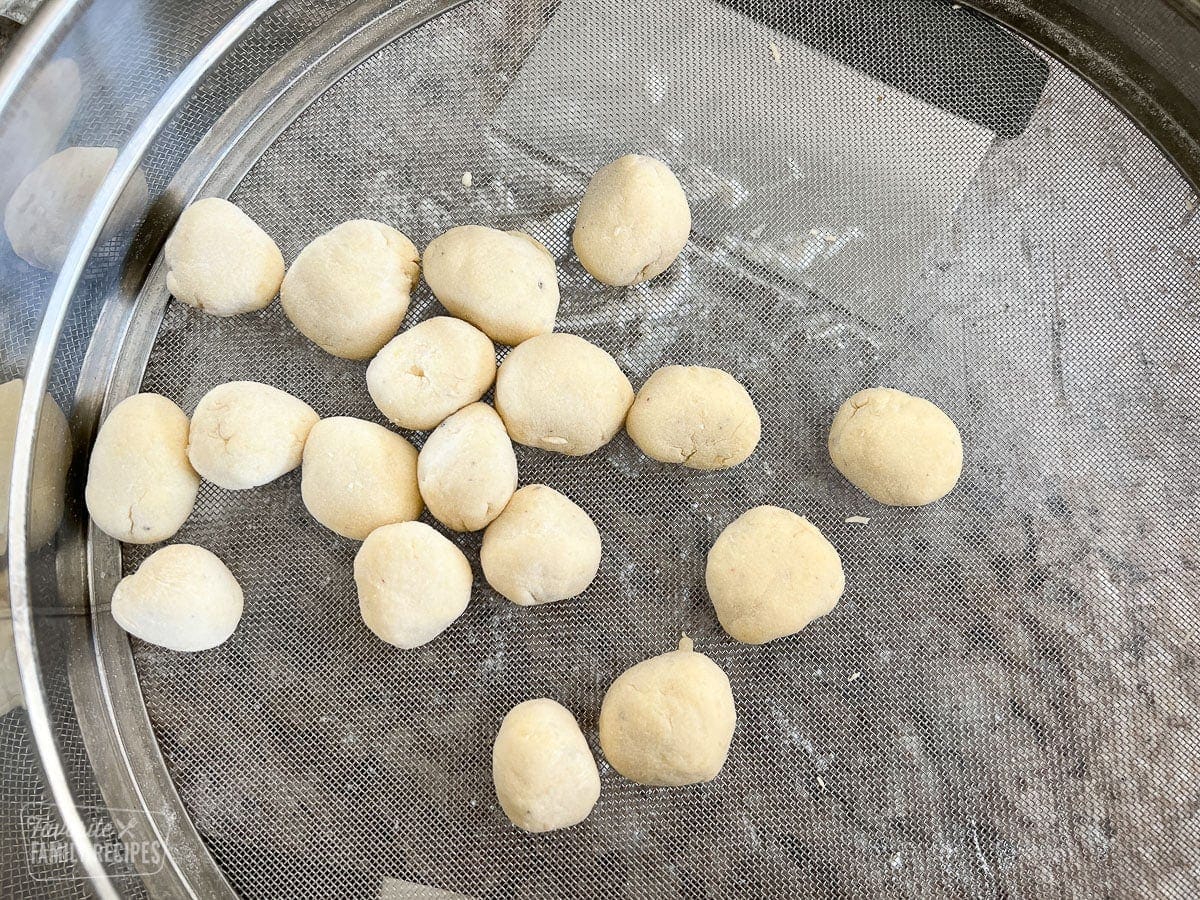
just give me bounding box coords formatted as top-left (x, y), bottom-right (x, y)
top-left (828, 387), bottom-right (963, 506)
top-left (599, 636), bottom-right (736, 786)
top-left (187, 381), bottom-right (318, 490)
top-left (422, 225), bottom-right (559, 346)
top-left (354, 521), bottom-right (471, 649)
top-left (281, 219), bottom-right (420, 359)
top-left (164, 197), bottom-right (285, 316)
top-left (572, 154), bottom-right (691, 286)
top-left (417, 403), bottom-right (517, 532)
top-left (111, 544), bottom-right (243, 651)
top-left (492, 698), bottom-right (601, 833)
top-left (706, 505), bottom-right (844, 644)
top-left (481, 485), bottom-right (601, 606)
top-left (301, 417), bottom-right (421, 540)
top-left (366, 316), bottom-right (496, 431)
top-left (495, 333), bottom-right (633, 456)
top-left (85, 393), bottom-right (199, 544)
top-left (0, 379), bottom-right (72, 553)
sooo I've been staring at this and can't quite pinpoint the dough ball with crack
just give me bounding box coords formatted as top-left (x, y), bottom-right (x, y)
top-left (418, 403), bottom-right (517, 532)
top-left (0, 379), bottom-right (72, 553)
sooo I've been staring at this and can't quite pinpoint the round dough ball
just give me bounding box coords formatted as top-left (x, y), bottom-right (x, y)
top-left (495, 333), bottom-right (633, 456)
top-left (85, 393), bottom-right (199, 544)
top-left (366, 316), bottom-right (496, 430)
top-left (187, 381), bottom-right (318, 490)
top-left (599, 636), bottom-right (736, 786)
top-left (706, 505), bottom-right (844, 644)
top-left (301, 417), bottom-right (421, 540)
top-left (164, 197), bottom-right (285, 316)
top-left (572, 154), bottom-right (691, 286)
top-left (828, 387), bottom-right (963, 506)
top-left (481, 484), bottom-right (601, 606)
top-left (354, 521), bottom-right (471, 649)
top-left (417, 403), bottom-right (517, 532)
top-left (423, 225), bottom-right (559, 346)
top-left (0, 379), bottom-right (72, 553)
top-left (492, 698), bottom-right (601, 833)
top-left (281, 219), bottom-right (420, 359)
top-left (111, 544), bottom-right (243, 651)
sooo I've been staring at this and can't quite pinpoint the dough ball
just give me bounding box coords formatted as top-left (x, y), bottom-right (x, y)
top-left (423, 225), bottom-right (559, 346)
top-left (85, 393), bottom-right (199, 544)
top-left (187, 381), bottom-right (318, 490)
top-left (481, 484), bottom-right (601, 606)
top-left (0, 379), bottom-right (72, 553)
top-left (495, 333), bottom-right (633, 456)
top-left (354, 521), bottom-right (471, 649)
top-left (301, 417), bottom-right (421, 540)
top-left (281, 219), bottom-right (420, 359)
top-left (828, 387), bottom-right (963, 506)
top-left (492, 698), bottom-right (601, 833)
top-left (164, 197), bottom-right (285, 316)
top-left (366, 316), bottom-right (496, 430)
top-left (1, 620), bottom-right (21, 716)
top-left (111, 544), bottom-right (243, 651)
top-left (572, 154), bottom-right (691, 286)
top-left (417, 403), bottom-right (517, 532)
top-left (706, 505), bottom-right (844, 644)
top-left (599, 636), bottom-right (736, 786)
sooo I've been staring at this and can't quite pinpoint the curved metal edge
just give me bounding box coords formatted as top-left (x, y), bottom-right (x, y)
top-left (0, 0), bottom-right (87, 117)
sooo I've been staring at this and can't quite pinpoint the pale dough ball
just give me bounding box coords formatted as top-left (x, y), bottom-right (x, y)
top-left (366, 316), bottom-right (496, 430)
top-left (423, 225), bottom-right (559, 346)
top-left (1, 620), bottom-right (21, 715)
top-left (495, 333), bottom-right (633, 456)
top-left (417, 403), bottom-right (517, 532)
top-left (85, 393), bottom-right (199, 544)
top-left (572, 154), bottom-right (691, 286)
top-left (599, 636), bottom-right (736, 786)
top-left (706, 505), bottom-right (844, 644)
top-left (481, 484), bottom-right (601, 606)
top-left (492, 698), bottom-right (601, 833)
top-left (187, 381), bottom-right (318, 490)
top-left (301, 417), bottom-right (421, 540)
top-left (111, 544), bottom-right (243, 651)
top-left (164, 197), bottom-right (285, 316)
top-left (354, 521), bottom-right (471, 649)
top-left (281, 219), bottom-right (420, 359)
top-left (828, 387), bottom-right (963, 506)
top-left (0, 379), bottom-right (71, 553)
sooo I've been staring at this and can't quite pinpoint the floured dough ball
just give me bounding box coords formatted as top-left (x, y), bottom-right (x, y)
top-left (354, 521), bottom-right (471, 649)
top-left (495, 333), bottom-right (633, 456)
top-left (301, 417), bottom-right (421, 540)
top-left (417, 403), bottom-right (517, 532)
top-left (828, 387), bottom-right (963, 506)
top-left (111, 544), bottom-right (243, 651)
top-left (492, 699), bottom-right (601, 833)
top-left (0, 379), bottom-right (72, 553)
top-left (164, 197), bottom-right (285, 316)
top-left (599, 636), bottom-right (736, 786)
top-left (481, 485), bottom-right (601, 606)
top-left (423, 225), bottom-right (559, 346)
top-left (187, 381), bottom-right (317, 490)
top-left (366, 316), bottom-right (496, 430)
top-left (281, 219), bottom-right (420, 359)
top-left (706, 505), bottom-right (844, 644)
top-left (85, 393), bottom-right (199, 544)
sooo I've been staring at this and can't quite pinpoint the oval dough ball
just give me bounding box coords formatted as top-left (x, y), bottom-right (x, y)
top-left (0, 379), bottom-right (72, 553)
top-left (164, 197), bottom-right (285, 316)
top-left (187, 381), bottom-right (318, 490)
top-left (495, 333), bottom-right (633, 456)
top-left (111, 544), bottom-right (243, 651)
top-left (599, 636), bottom-right (736, 786)
top-left (417, 403), bottom-right (517, 532)
top-left (572, 154), bottom-right (691, 286)
top-left (492, 698), bottom-right (601, 833)
top-left (481, 485), bottom-right (601, 606)
top-left (366, 316), bottom-right (496, 430)
top-left (85, 393), bottom-right (199, 544)
top-left (354, 521), bottom-right (471, 649)
top-left (423, 225), bottom-right (559, 346)
top-left (828, 387), bottom-right (963, 506)
top-left (706, 505), bottom-right (844, 644)
top-left (281, 219), bottom-right (420, 359)
top-left (301, 417), bottom-right (421, 540)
